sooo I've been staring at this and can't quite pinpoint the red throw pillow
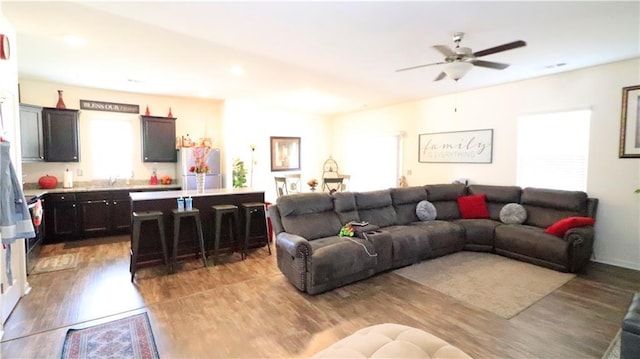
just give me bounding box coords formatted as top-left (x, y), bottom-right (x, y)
top-left (457, 194), bottom-right (490, 219)
top-left (545, 216), bottom-right (595, 237)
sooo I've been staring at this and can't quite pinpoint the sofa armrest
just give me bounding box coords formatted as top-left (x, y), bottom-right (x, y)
top-left (276, 232), bottom-right (312, 258)
top-left (563, 226), bottom-right (594, 244)
top-left (564, 225), bottom-right (595, 272)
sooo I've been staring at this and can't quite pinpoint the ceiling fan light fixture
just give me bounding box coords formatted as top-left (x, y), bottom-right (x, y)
top-left (444, 61), bottom-right (473, 81)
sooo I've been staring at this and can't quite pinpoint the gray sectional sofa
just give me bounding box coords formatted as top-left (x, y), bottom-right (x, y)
top-left (268, 184), bottom-right (598, 295)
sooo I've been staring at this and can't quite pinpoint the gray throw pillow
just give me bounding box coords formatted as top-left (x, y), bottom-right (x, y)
top-left (416, 200), bottom-right (437, 221)
top-left (500, 203), bottom-right (527, 224)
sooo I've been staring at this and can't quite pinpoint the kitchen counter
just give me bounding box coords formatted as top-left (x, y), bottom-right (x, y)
top-left (130, 188), bottom-right (267, 270)
top-left (130, 187), bottom-right (263, 201)
top-left (23, 184), bottom-right (181, 198)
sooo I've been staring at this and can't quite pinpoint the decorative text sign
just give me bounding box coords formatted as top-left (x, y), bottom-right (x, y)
top-left (419, 129), bottom-right (493, 163)
top-left (80, 99), bottom-right (139, 114)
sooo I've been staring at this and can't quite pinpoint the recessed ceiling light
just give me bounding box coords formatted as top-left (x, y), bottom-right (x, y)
top-left (230, 65), bottom-right (245, 77)
top-left (63, 35), bottom-right (86, 47)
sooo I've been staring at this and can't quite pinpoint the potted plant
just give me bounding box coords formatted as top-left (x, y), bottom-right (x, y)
top-left (232, 158), bottom-right (247, 188)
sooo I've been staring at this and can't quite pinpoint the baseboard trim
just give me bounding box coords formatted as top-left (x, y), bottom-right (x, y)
top-left (592, 257), bottom-right (640, 271)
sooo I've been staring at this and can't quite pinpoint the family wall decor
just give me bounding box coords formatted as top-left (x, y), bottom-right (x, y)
top-left (419, 129), bottom-right (493, 163)
top-left (619, 85), bottom-right (640, 158)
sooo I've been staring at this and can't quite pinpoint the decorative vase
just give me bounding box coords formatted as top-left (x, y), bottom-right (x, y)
top-left (145, 105), bottom-right (150, 116)
top-left (56, 90), bottom-right (66, 109)
top-left (196, 173), bottom-right (205, 193)
top-left (168, 107), bottom-right (173, 118)
top-left (310, 186), bottom-right (317, 192)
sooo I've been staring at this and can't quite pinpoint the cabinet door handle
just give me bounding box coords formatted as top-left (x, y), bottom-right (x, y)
top-left (72, 204), bottom-right (76, 208)
top-left (61, 196), bottom-right (65, 200)
top-left (113, 201), bottom-right (117, 205)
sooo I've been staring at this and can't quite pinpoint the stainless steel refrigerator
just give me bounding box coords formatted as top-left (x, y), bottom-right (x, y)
top-left (176, 148), bottom-right (222, 190)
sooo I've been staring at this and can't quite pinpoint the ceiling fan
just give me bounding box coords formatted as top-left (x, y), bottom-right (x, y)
top-left (396, 32), bottom-right (526, 81)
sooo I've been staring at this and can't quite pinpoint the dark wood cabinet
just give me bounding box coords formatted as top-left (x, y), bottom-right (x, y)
top-left (44, 193), bottom-right (78, 243)
top-left (79, 191), bottom-right (132, 237)
top-left (42, 108), bottom-right (80, 162)
top-left (141, 115), bottom-right (176, 162)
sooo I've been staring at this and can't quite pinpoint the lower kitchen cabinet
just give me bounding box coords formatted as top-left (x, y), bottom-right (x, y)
top-left (44, 193), bottom-right (78, 243)
top-left (43, 188), bottom-right (171, 243)
top-left (78, 191), bottom-right (132, 238)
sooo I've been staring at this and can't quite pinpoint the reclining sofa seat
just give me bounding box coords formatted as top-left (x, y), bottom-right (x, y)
top-left (494, 187), bottom-right (598, 272)
top-left (272, 192), bottom-right (378, 295)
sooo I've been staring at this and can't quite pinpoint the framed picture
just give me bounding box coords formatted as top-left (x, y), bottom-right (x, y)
top-left (419, 129), bottom-right (493, 163)
top-left (619, 85), bottom-right (640, 158)
top-left (270, 136), bottom-right (301, 171)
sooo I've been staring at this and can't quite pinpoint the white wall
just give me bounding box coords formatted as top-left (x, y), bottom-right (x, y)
top-left (19, 79), bottom-right (223, 185)
top-left (223, 99), bottom-right (332, 203)
top-left (333, 58), bottom-right (640, 270)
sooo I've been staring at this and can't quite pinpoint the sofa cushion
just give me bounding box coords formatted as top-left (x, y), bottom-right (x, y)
top-left (468, 185), bottom-right (522, 220)
top-left (384, 225), bottom-right (434, 267)
top-left (332, 192), bottom-right (360, 224)
top-left (416, 200), bottom-right (437, 221)
top-left (277, 193), bottom-right (342, 240)
top-left (521, 188), bottom-right (589, 228)
top-left (308, 235), bottom-right (377, 287)
top-left (545, 216), bottom-right (595, 237)
top-left (454, 218), bottom-right (500, 251)
top-left (355, 190), bottom-right (398, 228)
top-left (425, 184), bottom-right (466, 220)
top-left (390, 186), bottom-right (428, 224)
top-left (457, 194), bottom-right (490, 219)
top-left (494, 224), bottom-right (571, 270)
top-left (500, 203), bottom-right (527, 224)
top-left (411, 220), bottom-right (465, 255)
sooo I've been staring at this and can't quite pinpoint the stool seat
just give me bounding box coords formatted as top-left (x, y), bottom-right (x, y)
top-left (211, 204), bottom-right (240, 265)
top-left (240, 202), bottom-right (271, 260)
top-left (131, 211), bottom-right (169, 281)
top-left (171, 208), bottom-right (207, 272)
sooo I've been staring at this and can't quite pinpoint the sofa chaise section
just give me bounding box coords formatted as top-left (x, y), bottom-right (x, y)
top-left (494, 187), bottom-right (598, 272)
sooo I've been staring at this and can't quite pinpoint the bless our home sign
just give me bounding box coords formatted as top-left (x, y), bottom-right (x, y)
top-left (419, 129), bottom-right (493, 163)
top-left (80, 99), bottom-right (140, 114)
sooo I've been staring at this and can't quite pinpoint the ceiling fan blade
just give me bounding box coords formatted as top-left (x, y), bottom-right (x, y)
top-left (473, 40), bottom-right (526, 58)
top-left (472, 60), bottom-right (510, 70)
top-left (395, 61), bottom-right (445, 72)
top-left (434, 72), bottom-right (447, 81)
top-left (433, 45), bottom-right (455, 57)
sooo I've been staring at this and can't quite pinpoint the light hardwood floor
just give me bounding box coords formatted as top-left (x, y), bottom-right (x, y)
top-left (2, 235), bottom-right (638, 358)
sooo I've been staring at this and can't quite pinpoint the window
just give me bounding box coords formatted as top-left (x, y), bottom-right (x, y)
top-left (91, 117), bottom-right (133, 179)
top-left (516, 109), bottom-right (591, 191)
top-left (344, 133), bottom-right (401, 191)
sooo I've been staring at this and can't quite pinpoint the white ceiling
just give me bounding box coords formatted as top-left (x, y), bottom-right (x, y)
top-left (3, 1), bottom-right (639, 115)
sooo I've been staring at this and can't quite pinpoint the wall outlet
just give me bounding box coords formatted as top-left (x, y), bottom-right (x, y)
top-left (77, 168), bottom-right (83, 176)
top-left (406, 169), bottom-right (412, 176)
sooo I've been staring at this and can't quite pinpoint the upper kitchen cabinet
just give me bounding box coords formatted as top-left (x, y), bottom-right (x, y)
top-left (42, 107), bottom-right (80, 162)
top-left (141, 115), bottom-right (177, 162)
top-left (19, 104), bottom-right (44, 162)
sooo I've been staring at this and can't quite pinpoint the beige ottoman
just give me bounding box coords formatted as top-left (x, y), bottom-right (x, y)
top-left (311, 323), bottom-right (472, 359)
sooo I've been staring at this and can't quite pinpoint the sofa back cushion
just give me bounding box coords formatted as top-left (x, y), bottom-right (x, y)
top-left (521, 187), bottom-right (589, 228)
top-left (468, 185), bottom-right (522, 221)
top-left (425, 183), bottom-right (466, 220)
top-left (390, 186), bottom-right (429, 224)
top-left (276, 193), bottom-right (342, 240)
top-left (332, 192), bottom-right (360, 224)
top-left (355, 189), bottom-right (398, 227)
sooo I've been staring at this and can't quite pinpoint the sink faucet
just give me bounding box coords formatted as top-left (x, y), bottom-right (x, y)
top-left (109, 175), bottom-right (117, 186)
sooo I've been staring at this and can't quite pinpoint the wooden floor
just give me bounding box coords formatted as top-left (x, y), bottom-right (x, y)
top-left (2, 235), bottom-right (639, 358)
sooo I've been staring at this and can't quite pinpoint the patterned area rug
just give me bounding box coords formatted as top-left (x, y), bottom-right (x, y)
top-left (393, 252), bottom-right (575, 319)
top-left (61, 313), bottom-right (159, 359)
top-left (602, 330), bottom-right (621, 359)
top-left (31, 253), bottom-right (78, 274)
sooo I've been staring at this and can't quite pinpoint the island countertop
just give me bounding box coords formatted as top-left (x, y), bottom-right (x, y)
top-left (129, 187), bottom-right (265, 201)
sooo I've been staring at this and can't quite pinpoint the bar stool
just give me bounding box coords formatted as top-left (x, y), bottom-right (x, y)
top-left (171, 208), bottom-right (207, 273)
top-left (211, 204), bottom-right (240, 265)
top-left (240, 202), bottom-right (272, 259)
top-left (131, 211), bottom-right (169, 281)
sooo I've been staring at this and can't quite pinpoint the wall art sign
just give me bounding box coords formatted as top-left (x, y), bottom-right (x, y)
top-left (270, 136), bottom-right (301, 171)
top-left (619, 85), bottom-right (640, 158)
top-left (419, 129), bottom-right (493, 163)
top-left (80, 100), bottom-right (140, 114)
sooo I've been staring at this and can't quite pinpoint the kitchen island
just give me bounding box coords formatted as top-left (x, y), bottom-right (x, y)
top-left (130, 188), bottom-right (268, 269)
